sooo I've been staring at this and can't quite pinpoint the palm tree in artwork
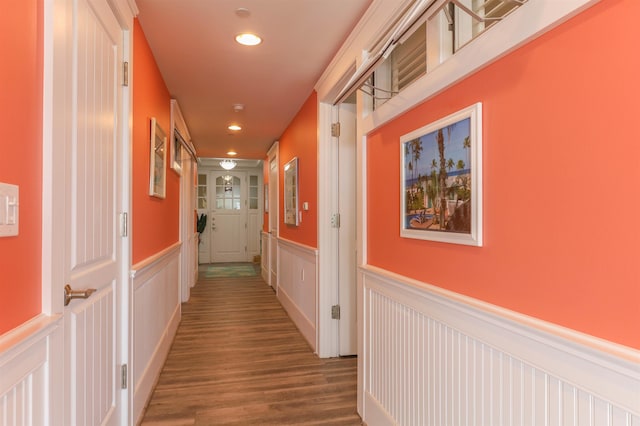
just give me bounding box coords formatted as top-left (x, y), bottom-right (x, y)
top-left (446, 158), bottom-right (455, 171)
top-left (463, 136), bottom-right (471, 171)
top-left (410, 138), bottom-right (423, 183)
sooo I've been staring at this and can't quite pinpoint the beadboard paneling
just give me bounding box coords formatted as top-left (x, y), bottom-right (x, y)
top-left (277, 238), bottom-right (318, 351)
top-left (0, 316), bottom-right (62, 426)
top-left (362, 266), bottom-right (640, 426)
top-left (131, 244), bottom-right (181, 424)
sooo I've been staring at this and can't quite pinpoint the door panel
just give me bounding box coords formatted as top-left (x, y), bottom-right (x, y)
top-left (64, 0), bottom-right (122, 423)
top-left (69, 286), bottom-right (115, 424)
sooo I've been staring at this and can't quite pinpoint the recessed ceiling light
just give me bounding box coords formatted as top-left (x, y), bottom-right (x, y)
top-left (228, 124), bottom-right (242, 131)
top-left (235, 33), bottom-right (262, 46)
top-left (227, 151), bottom-right (237, 156)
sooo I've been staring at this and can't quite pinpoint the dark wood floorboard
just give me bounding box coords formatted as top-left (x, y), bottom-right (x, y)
top-left (140, 264), bottom-right (361, 425)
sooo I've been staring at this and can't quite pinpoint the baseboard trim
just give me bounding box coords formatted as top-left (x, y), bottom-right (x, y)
top-left (278, 286), bottom-right (317, 352)
top-left (133, 302), bottom-right (180, 424)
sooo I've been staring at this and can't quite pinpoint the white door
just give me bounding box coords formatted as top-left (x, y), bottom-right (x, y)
top-left (338, 103), bottom-right (357, 355)
top-left (61, 0), bottom-right (125, 423)
top-left (268, 150), bottom-right (279, 288)
top-left (211, 172), bottom-right (248, 262)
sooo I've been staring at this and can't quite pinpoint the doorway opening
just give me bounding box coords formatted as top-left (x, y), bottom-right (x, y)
top-left (197, 159), bottom-right (263, 264)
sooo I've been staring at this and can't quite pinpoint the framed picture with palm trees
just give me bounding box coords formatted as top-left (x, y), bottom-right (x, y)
top-left (149, 117), bottom-right (167, 198)
top-left (400, 103), bottom-right (482, 246)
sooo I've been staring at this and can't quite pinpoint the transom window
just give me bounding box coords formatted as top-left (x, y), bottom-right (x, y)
top-left (361, 0), bottom-right (527, 109)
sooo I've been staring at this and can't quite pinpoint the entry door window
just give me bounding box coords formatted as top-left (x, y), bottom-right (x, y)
top-left (216, 175), bottom-right (242, 210)
top-left (198, 174), bottom-right (208, 209)
top-left (248, 175), bottom-right (259, 210)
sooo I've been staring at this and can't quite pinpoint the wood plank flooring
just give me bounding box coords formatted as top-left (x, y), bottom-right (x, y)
top-left (140, 265), bottom-right (361, 425)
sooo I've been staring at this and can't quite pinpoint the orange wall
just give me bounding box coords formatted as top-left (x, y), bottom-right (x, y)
top-left (278, 92), bottom-right (318, 248)
top-left (0, 1), bottom-right (43, 335)
top-left (368, 0), bottom-right (640, 350)
top-left (132, 19), bottom-right (179, 264)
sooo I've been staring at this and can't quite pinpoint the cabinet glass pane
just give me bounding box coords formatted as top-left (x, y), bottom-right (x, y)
top-left (250, 187), bottom-right (258, 198)
top-left (198, 174), bottom-right (207, 185)
top-left (250, 175), bottom-right (258, 185)
top-left (250, 199), bottom-right (258, 209)
top-left (198, 199), bottom-right (207, 209)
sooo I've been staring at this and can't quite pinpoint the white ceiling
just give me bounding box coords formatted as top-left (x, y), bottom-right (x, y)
top-left (136, 0), bottom-right (372, 160)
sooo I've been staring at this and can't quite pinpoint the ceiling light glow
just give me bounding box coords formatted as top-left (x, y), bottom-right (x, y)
top-left (235, 33), bottom-right (262, 46)
top-left (227, 151), bottom-right (237, 156)
top-left (220, 159), bottom-right (237, 170)
top-left (228, 124), bottom-right (242, 131)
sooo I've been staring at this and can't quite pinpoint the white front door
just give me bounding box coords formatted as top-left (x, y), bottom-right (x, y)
top-left (211, 172), bottom-right (248, 262)
top-left (59, 0), bottom-right (126, 423)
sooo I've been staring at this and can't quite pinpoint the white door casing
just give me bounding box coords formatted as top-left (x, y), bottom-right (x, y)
top-left (44, 0), bottom-right (128, 423)
top-left (197, 172), bottom-right (210, 264)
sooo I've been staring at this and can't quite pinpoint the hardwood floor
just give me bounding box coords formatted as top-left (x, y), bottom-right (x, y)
top-left (140, 265), bottom-right (361, 425)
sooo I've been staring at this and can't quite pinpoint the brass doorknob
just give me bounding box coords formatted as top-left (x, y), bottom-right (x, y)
top-left (64, 284), bottom-right (96, 306)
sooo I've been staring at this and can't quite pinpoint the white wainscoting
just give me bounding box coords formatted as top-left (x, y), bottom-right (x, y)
top-left (130, 243), bottom-right (181, 424)
top-left (277, 238), bottom-right (318, 352)
top-left (0, 315), bottom-right (62, 426)
top-left (361, 266), bottom-right (640, 426)
top-left (261, 231), bottom-right (270, 285)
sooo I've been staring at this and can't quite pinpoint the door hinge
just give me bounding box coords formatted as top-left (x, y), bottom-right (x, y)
top-left (331, 213), bottom-right (340, 228)
top-left (331, 122), bottom-right (341, 137)
top-left (331, 304), bottom-right (341, 320)
top-left (122, 61), bottom-right (129, 86)
top-left (121, 364), bottom-right (128, 389)
top-left (120, 212), bottom-right (128, 237)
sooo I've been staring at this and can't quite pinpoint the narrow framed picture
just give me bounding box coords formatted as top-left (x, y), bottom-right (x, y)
top-left (284, 157), bottom-right (299, 226)
top-left (149, 117), bottom-right (167, 198)
top-left (400, 103), bottom-right (482, 246)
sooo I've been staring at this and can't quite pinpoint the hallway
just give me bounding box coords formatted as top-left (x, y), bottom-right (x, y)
top-left (140, 265), bottom-right (361, 425)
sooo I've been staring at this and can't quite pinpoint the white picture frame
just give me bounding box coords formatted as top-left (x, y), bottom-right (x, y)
top-left (400, 103), bottom-right (482, 246)
top-left (284, 157), bottom-right (299, 226)
top-left (149, 117), bottom-right (167, 198)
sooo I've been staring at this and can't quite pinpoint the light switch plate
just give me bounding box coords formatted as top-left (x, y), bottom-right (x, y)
top-left (0, 182), bottom-right (19, 237)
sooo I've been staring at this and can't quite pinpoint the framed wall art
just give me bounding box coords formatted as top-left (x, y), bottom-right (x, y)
top-left (400, 103), bottom-right (482, 246)
top-left (284, 157), bottom-right (299, 226)
top-left (149, 117), bottom-right (167, 198)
